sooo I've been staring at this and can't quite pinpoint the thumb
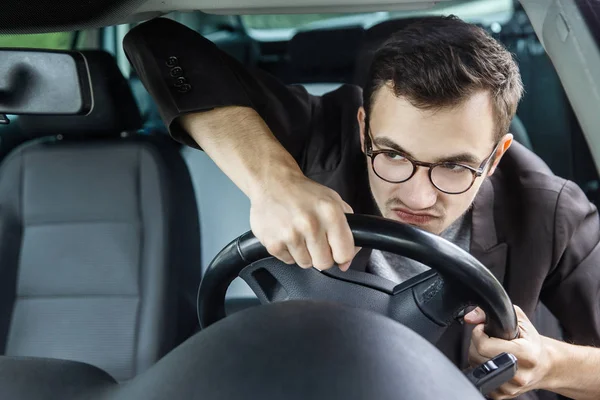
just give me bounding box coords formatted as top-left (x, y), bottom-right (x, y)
top-left (464, 307), bottom-right (487, 325)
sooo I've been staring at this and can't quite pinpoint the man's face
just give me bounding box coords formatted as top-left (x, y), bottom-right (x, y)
top-left (359, 86), bottom-right (511, 235)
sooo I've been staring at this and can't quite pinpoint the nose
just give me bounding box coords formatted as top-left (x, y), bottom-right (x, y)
top-left (397, 167), bottom-right (438, 210)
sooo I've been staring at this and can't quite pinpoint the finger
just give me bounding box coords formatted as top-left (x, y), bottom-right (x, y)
top-left (487, 390), bottom-right (509, 400)
top-left (306, 229), bottom-right (335, 270)
top-left (340, 200), bottom-right (354, 214)
top-left (338, 247), bottom-right (363, 271)
top-left (487, 390), bottom-right (503, 400)
top-left (263, 240), bottom-right (295, 264)
top-left (464, 307), bottom-right (486, 325)
top-left (331, 198), bottom-right (362, 271)
top-left (468, 340), bottom-right (488, 366)
top-left (286, 238), bottom-right (314, 269)
top-left (471, 324), bottom-right (520, 358)
top-left (275, 249), bottom-right (295, 265)
top-left (338, 246), bottom-right (362, 269)
top-left (324, 205), bottom-right (357, 271)
top-left (493, 382), bottom-right (523, 399)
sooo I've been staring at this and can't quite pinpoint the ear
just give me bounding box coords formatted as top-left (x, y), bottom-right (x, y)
top-left (487, 134), bottom-right (513, 176)
top-left (358, 106), bottom-right (366, 154)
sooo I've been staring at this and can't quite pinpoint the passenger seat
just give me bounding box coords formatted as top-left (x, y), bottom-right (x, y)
top-left (0, 50), bottom-right (201, 381)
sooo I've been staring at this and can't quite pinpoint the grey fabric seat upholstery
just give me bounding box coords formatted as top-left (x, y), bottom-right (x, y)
top-left (0, 50), bottom-right (201, 381)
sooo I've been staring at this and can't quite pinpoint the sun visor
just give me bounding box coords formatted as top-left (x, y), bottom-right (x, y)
top-left (0, 49), bottom-right (93, 124)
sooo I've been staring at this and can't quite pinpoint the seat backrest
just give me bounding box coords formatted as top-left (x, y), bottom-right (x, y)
top-left (0, 50), bottom-right (201, 381)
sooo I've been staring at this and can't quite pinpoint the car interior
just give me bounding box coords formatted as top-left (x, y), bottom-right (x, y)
top-left (0, 49), bottom-right (201, 380)
top-left (0, 0), bottom-right (599, 398)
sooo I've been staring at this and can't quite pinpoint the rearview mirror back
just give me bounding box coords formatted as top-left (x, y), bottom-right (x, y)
top-left (0, 49), bottom-right (93, 121)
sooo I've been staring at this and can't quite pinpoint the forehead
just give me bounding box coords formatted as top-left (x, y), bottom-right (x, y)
top-left (368, 86), bottom-right (496, 160)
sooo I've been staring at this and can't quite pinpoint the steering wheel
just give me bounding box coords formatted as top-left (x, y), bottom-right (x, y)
top-left (197, 214), bottom-right (518, 342)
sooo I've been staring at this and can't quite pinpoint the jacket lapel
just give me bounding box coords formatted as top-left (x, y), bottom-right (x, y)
top-left (470, 178), bottom-right (508, 283)
top-left (459, 178), bottom-right (508, 369)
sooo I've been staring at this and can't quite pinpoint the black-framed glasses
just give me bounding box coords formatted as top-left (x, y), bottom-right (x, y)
top-left (364, 124), bottom-right (501, 195)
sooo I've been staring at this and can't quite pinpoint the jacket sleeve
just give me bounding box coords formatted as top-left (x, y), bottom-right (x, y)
top-left (122, 17), bottom-right (314, 163)
top-left (541, 180), bottom-right (600, 346)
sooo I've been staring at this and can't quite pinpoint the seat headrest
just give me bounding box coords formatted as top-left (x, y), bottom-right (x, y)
top-left (17, 50), bottom-right (142, 138)
top-left (353, 17), bottom-right (438, 87)
top-left (290, 27), bottom-right (365, 72)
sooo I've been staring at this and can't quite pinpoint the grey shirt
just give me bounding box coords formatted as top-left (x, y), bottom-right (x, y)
top-left (368, 212), bottom-right (472, 284)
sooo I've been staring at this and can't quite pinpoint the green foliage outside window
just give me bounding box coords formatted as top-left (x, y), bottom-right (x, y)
top-left (0, 32), bottom-right (73, 49)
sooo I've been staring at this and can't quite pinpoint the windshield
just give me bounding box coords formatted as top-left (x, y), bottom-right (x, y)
top-left (242, 0), bottom-right (513, 40)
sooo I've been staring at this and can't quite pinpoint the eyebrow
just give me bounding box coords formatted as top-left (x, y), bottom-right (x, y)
top-left (372, 136), bottom-right (482, 165)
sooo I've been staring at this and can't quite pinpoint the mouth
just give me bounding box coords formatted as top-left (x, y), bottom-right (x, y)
top-left (391, 208), bottom-right (438, 226)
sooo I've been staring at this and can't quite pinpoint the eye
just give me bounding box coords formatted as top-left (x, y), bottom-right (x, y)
top-left (441, 163), bottom-right (468, 173)
top-left (382, 152), bottom-right (408, 162)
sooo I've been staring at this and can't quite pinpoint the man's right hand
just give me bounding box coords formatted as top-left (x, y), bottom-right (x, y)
top-left (250, 170), bottom-right (358, 271)
top-left (181, 107), bottom-right (358, 271)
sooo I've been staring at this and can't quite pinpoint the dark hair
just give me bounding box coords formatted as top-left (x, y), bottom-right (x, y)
top-left (363, 15), bottom-right (524, 141)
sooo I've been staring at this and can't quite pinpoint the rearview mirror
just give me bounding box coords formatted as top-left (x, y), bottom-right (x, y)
top-left (0, 49), bottom-right (93, 122)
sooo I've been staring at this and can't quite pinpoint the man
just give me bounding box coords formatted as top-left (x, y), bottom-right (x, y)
top-left (123, 15), bottom-right (600, 399)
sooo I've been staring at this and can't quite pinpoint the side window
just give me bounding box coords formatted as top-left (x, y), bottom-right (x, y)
top-left (0, 32), bottom-right (74, 49)
top-left (0, 30), bottom-right (100, 50)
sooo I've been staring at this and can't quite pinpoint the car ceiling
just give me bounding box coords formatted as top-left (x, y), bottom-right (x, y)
top-left (0, 0), bottom-right (450, 33)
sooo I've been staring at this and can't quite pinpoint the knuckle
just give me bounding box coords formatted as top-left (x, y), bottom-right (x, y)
top-left (264, 241), bottom-right (286, 257)
top-left (325, 188), bottom-right (342, 202)
top-left (514, 341), bottom-right (528, 355)
top-left (319, 199), bottom-right (340, 217)
top-left (282, 229), bottom-right (302, 246)
top-left (295, 215), bottom-right (320, 236)
top-left (474, 340), bottom-right (489, 356)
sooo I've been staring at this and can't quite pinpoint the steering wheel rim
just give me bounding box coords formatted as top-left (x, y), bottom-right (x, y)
top-left (197, 214), bottom-right (518, 340)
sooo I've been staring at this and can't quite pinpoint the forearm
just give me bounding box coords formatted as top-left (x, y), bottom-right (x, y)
top-left (543, 337), bottom-right (600, 399)
top-left (180, 106), bottom-right (303, 200)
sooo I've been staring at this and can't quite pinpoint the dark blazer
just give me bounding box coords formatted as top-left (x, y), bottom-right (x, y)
top-left (124, 18), bottom-right (600, 399)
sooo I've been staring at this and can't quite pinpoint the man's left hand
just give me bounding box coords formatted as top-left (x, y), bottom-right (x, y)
top-left (465, 305), bottom-right (553, 399)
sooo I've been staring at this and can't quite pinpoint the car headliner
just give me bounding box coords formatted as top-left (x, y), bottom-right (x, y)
top-left (0, 0), bottom-right (456, 34)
